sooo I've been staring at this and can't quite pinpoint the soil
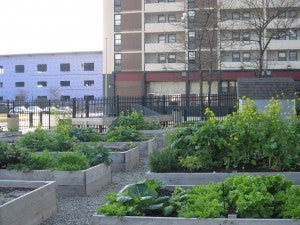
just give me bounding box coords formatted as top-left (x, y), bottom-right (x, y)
top-left (0, 187), bottom-right (34, 206)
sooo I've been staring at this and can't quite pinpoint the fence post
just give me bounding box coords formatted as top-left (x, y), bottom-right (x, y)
top-left (39, 112), bottom-right (43, 126)
top-left (85, 99), bottom-right (90, 118)
top-left (29, 113), bottom-right (33, 127)
top-left (162, 95), bottom-right (166, 114)
top-left (48, 100), bottom-right (51, 129)
top-left (72, 98), bottom-right (76, 118)
top-left (116, 95), bottom-right (120, 116)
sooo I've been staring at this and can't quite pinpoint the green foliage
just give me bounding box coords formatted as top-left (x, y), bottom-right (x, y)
top-left (98, 175), bottom-right (300, 219)
top-left (0, 142), bottom-right (29, 169)
top-left (110, 110), bottom-right (160, 130)
top-left (177, 183), bottom-right (225, 218)
top-left (17, 126), bottom-right (53, 152)
top-left (161, 99), bottom-right (300, 172)
top-left (148, 146), bottom-right (178, 172)
top-left (75, 142), bottom-right (112, 166)
top-left (98, 179), bottom-right (174, 217)
top-left (53, 152), bottom-right (89, 171)
top-left (280, 185), bottom-right (300, 219)
top-left (104, 126), bottom-right (147, 142)
top-left (69, 127), bottom-right (101, 142)
top-left (224, 175), bottom-right (294, 218)
top-left (25, 151), bottom-right (53, 170)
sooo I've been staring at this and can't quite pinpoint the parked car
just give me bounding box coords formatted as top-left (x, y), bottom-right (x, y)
top-left (43, 106), bottom-right (59, 113)
top-left (59, 106), bottom-right (72, 113)
top-left (27, 106), bottom-right (43, 113)
top-left (9, 106), bottom-right (27, 114)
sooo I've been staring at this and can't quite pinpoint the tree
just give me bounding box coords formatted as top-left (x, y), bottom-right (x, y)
top-left (220, 0), bottom-right (299, 76)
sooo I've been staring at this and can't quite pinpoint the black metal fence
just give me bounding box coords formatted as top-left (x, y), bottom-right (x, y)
top-left (0, 94), bottom-right (238, 131)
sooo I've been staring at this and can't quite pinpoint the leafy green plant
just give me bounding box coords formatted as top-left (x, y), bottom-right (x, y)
top-left (110, 110), bottom-right (160, 130)
top-left (98, 175), bottom-right (300, 219)
top-left (17, 126), bottom-right (53, 152)
top-left (98, 179), bottom-right (174, 217)
top-left (69, 127), bottom-right (101, 142)
top-left (104, 126), bottom-right (147, 142)
top-left (177, 182), bottom-right (225, 218)
top-left (75, 142), bottom-right (112, 166)
top-left (0, 142), bottom-right (29, 169)
top-left (25, 150), bottom-right (53, 170)
top-left (148, 146), bottom-right (178, 172)
top-left (53, 152), bottom-right (89, 171)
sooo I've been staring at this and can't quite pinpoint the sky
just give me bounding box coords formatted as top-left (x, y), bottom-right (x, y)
top-left (0, 0), bottom-right (103, 55)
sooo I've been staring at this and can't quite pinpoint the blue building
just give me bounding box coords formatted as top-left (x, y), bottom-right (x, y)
top-left (0, 51), bottom-right (102, 101)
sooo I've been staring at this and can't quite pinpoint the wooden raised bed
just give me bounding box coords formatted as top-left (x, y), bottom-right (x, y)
top-left (0, 163), bottom-right (112, 197)
top-left (146, 171), bottom-right (300, 185)
top-left (91, 215), bottom-right (299, 225)
top-left (0, 180), bottom-right (57, 225)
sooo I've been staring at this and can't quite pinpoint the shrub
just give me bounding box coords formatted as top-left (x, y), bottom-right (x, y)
top-left (110, 110), bottom-right (160, 130)
top-left (104, 126), bottom-right (147, 142)
top-left (25, 150), bottom-right (53, 170)
top-left (0, 143), bottom-right (29, 169)
top-left (70, 127), bottom-right (101, 142)
top-left (17, 127), bottom-right (53, 152)
top-left (148, 146), bottom-right (178, 172)
top-left (76, 142), bottom-right (112, 166)
top-left (53, 152), bottom-right (89, 171)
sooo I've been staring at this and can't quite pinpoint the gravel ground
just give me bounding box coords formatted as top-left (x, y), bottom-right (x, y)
top-left (41, 156), bottom-right (149, 225)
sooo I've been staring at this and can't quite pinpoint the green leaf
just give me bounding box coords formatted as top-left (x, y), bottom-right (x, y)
top-left (117, 195), bottom-right (133, 203)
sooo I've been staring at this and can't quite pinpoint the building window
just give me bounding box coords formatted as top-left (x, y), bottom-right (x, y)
top-left (168, 34), bottom-right (176, 43)
top-left (114, 53), bottom-right (122, 66)
top-left (114, 14), bottom-right (121, 31)
top-left (0, 96), bottom-right (3, 101)
top-left (158, 54), bottom-right (166, 63)
top-left (232, 52), bottom-right (240, 62)
top-left (242, 32), bottom-right (250, 41)
top-left (61, 95), bottom-right (71, 101)
top-left (168, 15), bottom-right (176, 22)
top-left (37, 81), bottom-right (47, 87)
top-left (114, 0), bottom-right (121, 6)
top-left (232, 32), bottom-right (240, 41)
top-left (168, 0), bottom-right (175, 2)
top-left (158, 15), bottom-right (166, 23)
top-left (158, 34), bottom-right (165, 43)
top-left (114, 34), bottom-right (121, 46)
top-left (289, 51), bottom-right (297, 61)
top-left (37, 64), bottom-right (47, 73)
top-left (0, 82), bottom-right (3, 88)
top-left (60, 81), bottom-right (70, 86)
top-left (37, 96), bottom-right (47, 101)
top-left (60, 63), bottom-right (70, 72)
top-left (243, 11), bottom-right (250, 20)
top-left (278, 11), bottom-right (286, 18)
top-left (15, 82), bottom-right (25, 87)
top-left (168, 53), bottom-right (176, 63)
top-left (158, 0), bottom-right (165, 2)
top-left (84, 95), bottom-right (95, 101)
top-left (15, 65), bottom-right (25, 73)
top-left (84, 80), bottom-right (94, 86)
top-left (84, 63), bottom-right (94, 71)
top-left (278, 51), bottom-right (287, 61)
top-left (242, 52), bottom-right (251, 62)
top-left (289, 30), bottom-right (297, 40)
top-left (188, 10), bottom-right (195, 22)
top-left (221, 81), bottom-right (228, 92)
top-left (288, 10), bottom-right (297, 18)
top-left (188, 31), bottom-right (196, 43)
top-left (114, 14), bottom-right (121, 25)
top-left (0, 66), bottom-right (4, 74)
top-left (188, 51), bottom-right (196, 63)
top-left (232, 12), bottom-right (240, 20)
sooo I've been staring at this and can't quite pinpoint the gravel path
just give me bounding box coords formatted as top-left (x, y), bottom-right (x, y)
top-left (41, 156), bottom-right (149, 225)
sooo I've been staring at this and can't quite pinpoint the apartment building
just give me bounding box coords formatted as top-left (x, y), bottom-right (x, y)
top-left (0, 51), bottom-right (103, 101)
top-left (103, 0), bottom-right (300, 97)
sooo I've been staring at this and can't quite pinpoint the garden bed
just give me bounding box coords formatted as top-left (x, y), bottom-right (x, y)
top-left (110, 146), bottom-right (140, 172)
top-left (146, 171), bottom-right (300, 185)
top-left (0, 180), bottom-right (57, 225)
top-left (0, 131), bottom-right (22, 143)
top-left (91, 215), bottom-right (299, 225)
top-left (0, 163), bottom-right (112, 197)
